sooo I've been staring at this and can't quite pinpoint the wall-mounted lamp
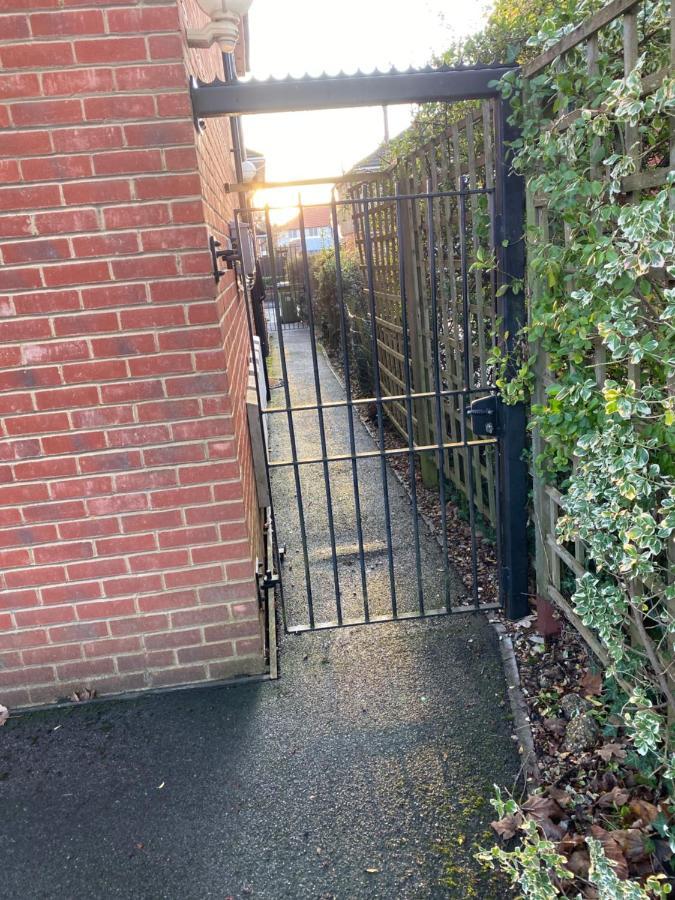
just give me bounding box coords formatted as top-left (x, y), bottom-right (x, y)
top-left (241, 159), bottom-right (257, 183)
top-left (186, 0), bottom-right (253, 53)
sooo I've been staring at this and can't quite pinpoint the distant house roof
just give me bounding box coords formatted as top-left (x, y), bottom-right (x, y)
top-left (277, 205), bottom-right (332, 232)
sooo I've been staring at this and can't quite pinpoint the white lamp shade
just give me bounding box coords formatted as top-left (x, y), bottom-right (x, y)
top-left (241, 160), bottom-right (257, 182)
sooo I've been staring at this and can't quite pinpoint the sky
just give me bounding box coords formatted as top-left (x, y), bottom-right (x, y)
top-left (242, 0), bottom-right (490, 218)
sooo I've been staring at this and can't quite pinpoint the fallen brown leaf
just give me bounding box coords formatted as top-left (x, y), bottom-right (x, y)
top-left (580, 670), bottom-right (603, 696)
top-left (522, 794), bottom-right (564, 823)
top-left (628, 798), bottom-right (659, 826)
top-left (567, 849), bottom-right (590, 878)
top-left (597, 786), bottom-right (630, 808)
top-left (597, 743), bottom-right (627, 763)
top-left (491, 812), bottom-right (523, 840)
top-left (590, 825), bottom-right (629, 879)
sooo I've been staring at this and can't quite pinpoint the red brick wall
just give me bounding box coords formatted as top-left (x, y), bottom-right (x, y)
top-left (0, 0), bottom-right (265, 708)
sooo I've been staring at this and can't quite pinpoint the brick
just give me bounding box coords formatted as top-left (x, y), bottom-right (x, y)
top-left (33, 209), bottom-right (99, 237)
top-left (76, 598), bottom-right (134, 619)
top-left (79, 450), bottom-right (142, 475)
top-left (14, 456), bottom-right (78, 479)
top-left (34, 542), bottom-right (93, 565)
top-left (137, 587), bottom-right (193, 611)
top-left (22, 339), bottom-right (89, 365)
top-left (1, 41), bottom-right (74, 70)
top-left (111, 254), bottom-right (178, 280)
top-left (41, 581), bottom-right (102, 605)
top-left (0, 547), bottom-right (30, 568)
top-left (70, 405), bottom-right (134, 429)
top-left (0, 130), bottom-right (51, 158)
top-left (0, 72), bottom-right (38, 99)
top-left (0, 267), bottom-right (43, 292)
top-left (71, 232), bottom-right (139, 258)
top-left (96, 533), bottom-right (156, 556)
top-left (51, 125), bottom-right (123, 154)
top-left (81, 282), bottom-right (147, 310)
top-left (25, 499), bottom-right (85, 523)
top-left (50, 476), bottom-right (112, 501)
top-left (101, 573), bottom-right (162, 597)
top-left (145, 629), bottom-right (202, 652)
top-left (12, 99), bottom-right (83, 128)
top-left (0, 158), bottom-right (20, 182)
top-left (84, 94), bottom-right (155, 122)
top-left (101, 379), bottom-right (163, 403)
top-left (87, 494), bottom-right (147, 516)
top-left (5, 565), bottom-right (65, 588)
top-left (141, 225), bottom-right (206, 252)
top-left (151, 485), bottom-right (210, 509)
top-left (107, 6), bottom-right (179, 33)
top-left (150, 276), bottom-right (213, 304)
top-left (164, 564), bottom-right (222, 589)
top-left (62, 179), bottom-right (132, 205)
top-left (83, 636), bottom-right (141, 658)
top-left (117, 650), bottom-right (174, 673)
top-left (235, 637), bottom-right (262, 657)
top-left (23, 644), bottom-right (82, 666)
top-left (201, 583), bottom-right (253, 605)
top-left (148, 35), bottom-right (183, 60)
top-left (0, 183), bottom-right (60, 213)
top-left (0, 629), bottom-right (47, 652)
top-left (21, 155), bottom-right (93, 183)
top-left (1, 666), bottom-right (54, 687)
top-left (50, 621), bottom-right (109, 645)
top-left (15, 606), bottom-right (75, 627)
top-left (93, 149), bottom-right (163, 177)
top-left (0, 13), bottom-right (29, 39)
top-left (124, 120), bottom-right (193, 148)
top-left (109, 614), bottom-right (168, 636)
top-left (58, 517), bottom-right (119, 540)
top-left (56, 658), bottom-right (115, 681)
top-left (143, 444), bottom-right (203, 467)
top-left (61, 359), bottom-right (127, 384)
top-left (43, 260), bottom-right (110, 288)
top-left (3, 238), bottom-right (70, 265)
top-left (0, 481), bottom-right (49, 504)
top-left (177, 641), bottom-right (233, 664)
top-left (42, 432), bottom-right (107, 456)
top-left (34, 385), bottom-right (97, 411)
top-left (104, 202), bottom-right (170, 231)
top-left (116, 64), bottom-right (185, 92)
top-left (121, 509), bottom-right (181, 534)
top-left (0, 213), bottom-right (32, 238)
top-left (138, 398), bottom-right (200, 423)
top-left (166, 373), bottom-right (228, 397)
top-left (115, 469), bottom-right (176, 491)
top-left (164, 147), bottom-right (198, 172)
top-left (156, 92), bottom-right (192, 118)
top-left (107, 424), bottom-right (170, 448)
top-left (42, 68), bottom-right (114, 97)
top-left (74, 38), bottom-right (147, 65)
top-left (135, 173), bottom-right (201, 201)
top-left (171, 200), bottom-right (204, 224)
top-left (31, 10), bottom-right (104, 37)
top-left (158, 326), bottom-right (221, 352)
top-left (91, 334), bottom-right (156, 358)
top-left (173, 419), bottom-right (233, 442)
top-left (13, 290), bottom-right (79, 318)
top-left (158, 525), bottom-right (220, 550)
top-left (53, 311), bottom-right (118, 337)
top-left (0, 523), bottom-right (57, 548)
top-left (5, 411), bottom-right (70, 436)
top-left (128, 352), bottom-right (191, 377)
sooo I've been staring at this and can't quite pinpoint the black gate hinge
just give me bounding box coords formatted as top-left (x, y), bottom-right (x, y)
top-left (466, 394), bottom-right (502, 437)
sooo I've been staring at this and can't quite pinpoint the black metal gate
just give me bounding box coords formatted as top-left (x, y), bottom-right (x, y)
top-left (193, 65), bottom-right (528, 632)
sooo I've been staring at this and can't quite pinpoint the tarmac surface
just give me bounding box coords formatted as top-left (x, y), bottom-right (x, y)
top-left (1, 322), bottom-right (518, 899)
top-left (1, 619), bottom-right (517, 899)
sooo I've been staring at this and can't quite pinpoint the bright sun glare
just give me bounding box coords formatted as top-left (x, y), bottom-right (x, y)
top-left (243, 0), bottom-right (490, 216)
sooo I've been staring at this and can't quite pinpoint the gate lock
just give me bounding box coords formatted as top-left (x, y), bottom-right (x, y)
top-left (467, 395), bottom-right (501, 437)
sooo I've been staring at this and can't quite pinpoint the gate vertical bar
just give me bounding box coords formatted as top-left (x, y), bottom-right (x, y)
top-left (425, 189), bottom-right (452, 609)
top-left (395, 195), bottom-right (425, 614)
top-left (330, 195), bottom-right (370, 620)
top-left (263, 208), bottom-right (315, 628)
top-left (297, 201), bottom-right (342, 623)
top-left (362, 192), bottom-right (398, 617)
top-left (458, 177), bottom-right (481, 609)
top-left (494, 96), bottom-right (529, 619)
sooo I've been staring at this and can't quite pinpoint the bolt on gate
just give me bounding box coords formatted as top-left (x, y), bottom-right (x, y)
top-left (191, 65), bottom-right (529, 632)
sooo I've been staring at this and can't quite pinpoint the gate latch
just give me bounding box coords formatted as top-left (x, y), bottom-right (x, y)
top-left (467, 395), bottom-right (501, 437)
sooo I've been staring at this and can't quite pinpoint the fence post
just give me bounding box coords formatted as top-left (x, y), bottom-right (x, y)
top-left (494, 96), bottom-right (529, 619)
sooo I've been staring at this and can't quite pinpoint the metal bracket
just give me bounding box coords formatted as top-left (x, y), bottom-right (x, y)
top-left (209, 234), bottom-right (241, 284)
top-left (467, 394), bottom-right (501, 437)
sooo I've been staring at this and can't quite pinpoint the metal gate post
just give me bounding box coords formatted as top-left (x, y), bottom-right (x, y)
top-left (494, 96), bottom-right (529, 620)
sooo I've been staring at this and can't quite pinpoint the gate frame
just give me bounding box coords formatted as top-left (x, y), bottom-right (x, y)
top-left (191, 63), bottom-right (529, 621)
